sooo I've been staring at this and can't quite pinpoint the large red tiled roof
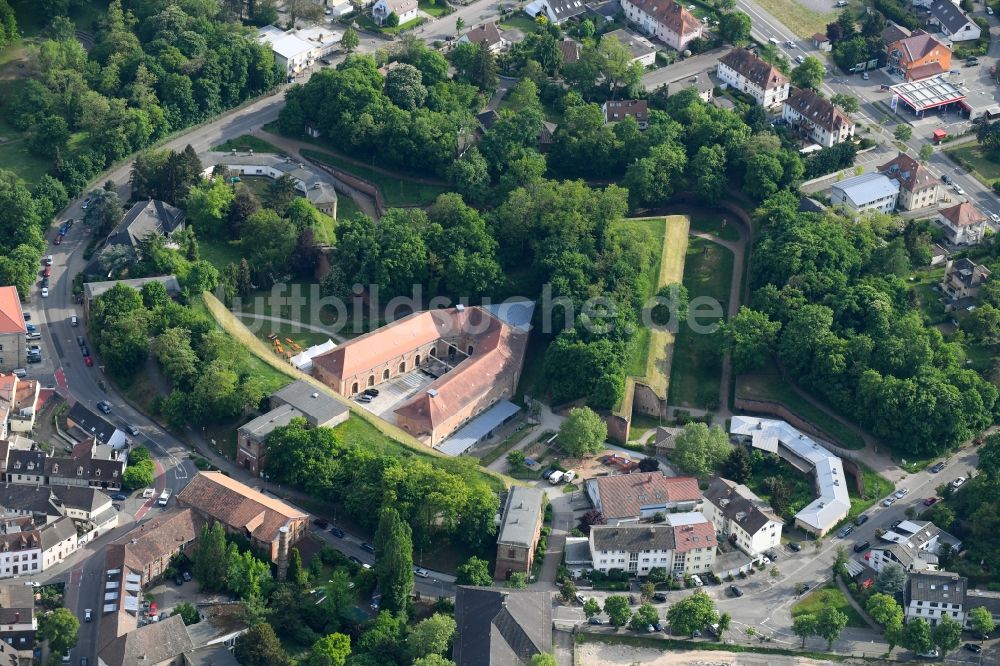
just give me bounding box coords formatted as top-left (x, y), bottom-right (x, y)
top-left (0, 287), bottom-right (25, 335)
top-left (592, 473), bottom-right (700, 519)
top-left (879, 152), bottom-right (939, 192)
top-left (940, 202), bottom-right (986, 227)
top-left (628, 0), bottom-right (701, 37)
top-left (671, 519), bottom-right (717, 553)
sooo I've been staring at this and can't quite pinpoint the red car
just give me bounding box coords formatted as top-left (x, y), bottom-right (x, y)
top-left (42, 266), bottom-right (51, 277)
top-left (53, 235), bottom-right (62, 245)
top-left (924, 496), bottom-right (938, 506)
top-left (83, 355), bottom-right (93, 367)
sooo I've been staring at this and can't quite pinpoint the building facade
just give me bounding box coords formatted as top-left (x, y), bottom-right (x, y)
top-left (905, 571), bottom-right (967, 627)
top-left (620, 0), bottom-right (703, 50)
top-left (887, 32), bottom-right (952, 81)
top-left (586, 473), bottom-right (701, 525)
top-left (717, 48), bottom-right (790, 108)
top-left (937, 202), bottom-right (987, 245)
top-left (494, 487), bottom-right (544, 581)
top-left (782, 88), bottom-right (855, 147)
top-left (830, 173), bottom-right (900, 214)
top-left (941, 258), bottom-right (990, 302)
top-left (701, 477), bottom-right (782, 556)
top-left (0, 288), bottom-right (26, 374)
top-left (602, 100), bottom-right (649, 129)
top-left (372, 0), bottom-right (418, 25)
top-left (878, 152), bottom-right (942, 211)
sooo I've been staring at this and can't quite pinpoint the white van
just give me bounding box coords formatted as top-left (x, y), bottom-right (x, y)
top-left (563, 470), bottom-right (577, 483)
top-left (158, 489), bottom-right (171, 506)
top-left (549, 470), bottom-right (564, 484)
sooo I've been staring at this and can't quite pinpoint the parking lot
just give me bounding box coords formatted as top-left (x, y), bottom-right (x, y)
top-left (353, 369), bottom-right (435, 419)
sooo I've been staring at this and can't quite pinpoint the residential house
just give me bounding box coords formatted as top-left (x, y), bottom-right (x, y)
top-left (39, 516), bottom-right (78, 570)
top-left (878, 152), bottom-right (942, 210)
top-left (0, 374), bottom-right (38, 440)
top-left (666, 75), bottom-right (715, 103)
top-left (83, 276), bottom-right (181, 320)
top-left (0, 583), bottom-right (36, 652)
top-left (620, 0), bottom-right (703, 51)
top-left (558, 37), bottom-right (581, 64)
top-left (257, 25), bottom-right (317, 76)
top-left (104, 508), bottom-right (203, 588)
top-left (812, 32), bottom-right (831, 52)
top-left (176, 472), bottom-right (307, 563)
top-left (937, 202), bottom-right (987, 245)
top-left (494, 487), bottom-right (544, 581)
top-left (880, 22), bottom-right (911, 47)
top-left (652, 425), bottom-right (682, 454)
top-left (589, 512), bottom-right (717, 576)
top-left (312, 305), bottom-right (530, 447)
top-left (730, 417), bottom-right (851, 537)
top-left (66, 402), bottom-right (128, 449)
top-left (717, 48), bottom-right (790, 108)
top-left (869, 519), bottom-right (962, 572)
top-left (941, 257), bottom-right (990, 302)
top-left (585, 472), bottom-right (701, 525)
top-left (887, 32), bottom-right (952, 81)
top-left (0, 483), bottom-right (63, 524)
top-left (0, 640), bottom-right (19, 665)
top-left (830, 173), bottom-right (900, 214)
top-left (100, 200), bottom-right (186, 261)
top-left (454, 587), bottom-right (552, 666)
top-left (5, 439), bottom-right (128, 491)
top-left (931, 243), bottom-right (949, 266)
top-left (782, 88), bottom-right (855, 147)
top-left (602, 100), bottom-right (649, 129)
top-left (54, 485), bottom-right (114, 524)
top-left (905, 571), bottom-right (967, 626)
top-left (0, 288), bottom-right (26, 374)
top-left (604, 28), bottom-right (657, 67)
top-left (928, 0), bottom-right (981, 42)
top-left (372, 0), bottom-right (418, 25)
top-left (458, 23), bottom-right (507, 53)
top-left (524, 0), bottom-right (588, 25)
top-left (99, 613), bottom-right (195, 666)
top-left (237, 380), bottom-right (349, 477)
top-left (200, 152), bottom-right (338, 218)
top-left (0, 517), bottom-right (41, 579)
top-left (701, 477), bottom-right (783, 556)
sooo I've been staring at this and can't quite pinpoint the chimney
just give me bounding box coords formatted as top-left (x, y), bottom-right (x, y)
top-left (276, 526), bottom-right (290, 581)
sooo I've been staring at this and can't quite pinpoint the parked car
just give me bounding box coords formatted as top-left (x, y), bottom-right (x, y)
top-left (70, 315), bottom-right (78, 326)
top-left (855, 514), bottom-right (869, 526)
top-left (45, 255), bottom-right (53, 266)
top-left (348, 555), bottom-right (362, 566)
top-left (111, 493), bottom-right (127, 501)
top-left (357, 394), bottom-right (372, 404)
top-left (26, 324), bottom-right (36, 333)
top-left (541, 468), bottom-right (556, 480)
top-left (766, 550), bottom-right (779, 561)
top-left (882, 496), bottom-right (896, 507)
top-left (838, 525), bottom-right (854, 538)
top-left (183, 571), bottom-right (192, 582)
top-left (691, 574), bottom-right (704, 587)
top-left (942, 174), bottom-right (952, 184)
top-left (653, 592), bottom-right (668, 602)
top-left (41, 287), bottom-right (48, 297)
top-left (965, 643), bottom-right (983, 653)
top-left (312, 518), bottom-right (329, 529)
top-left (363, 388), bottom-right (379, 397)
top-left (414, 567), bottom-right (430, 578)
top-left (952, 476), bottom-right (967, 488)
top-left (124, 424), bottom-right (139, 437)
top-left (330, 526), bottom-right (345, 538)
top-left (588, 617), bottom-right (603, 625)
top-left (85, 608), bottom-right (92, 622)
top-left (930, 461), bottom-right (946, 473)
top-left (575, 592), bottom-right (586, 604)
top-left (80, 345), bottom-right (89, 357)
top-left (563, 470), bottom-right (577, 483)
top-left (361, 542), bottom-right (375, 553)
top-left (854, 540), bottom-right (871, 553)
top-left (77, 336), bottom-right (85, 347)
top-left (96, 401), bottom-right (112, 414)
top-left (787, 542), bottom-right (802, 552)
top-left (862, 71), bottom-right (870, 80)
top-left (954, 183), bottom-right (966, 195)
top-left (84, 355), bottom-right (93, 367)
top-left (175, 575), bottom-right (184, 586)
top-left (729, 585), bottom-right (744, 597)
top-left (924, 496), bottom-right (938, 506)
top-left (53, 235), bottom-right (61, 246)
top-left (890, 519), bottom-right (903, 529)
top-left (81, 197), bottom-right (92, 209)
top-left (894, 488), bottom-right (909, 499)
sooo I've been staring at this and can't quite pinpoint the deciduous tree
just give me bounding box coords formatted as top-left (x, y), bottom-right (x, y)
top-left (672, 423), bottom-right (731, 476)
top-left (234, 623), bottom-right (294, 666)
top-left (666, 590), bottom-right (718, 635)
top-left (39, 608), bottom-right (79, 655)
top-left (815, 607), bottom-right (848, 650)
top-left (374, 506), bottom-right (414, 614)
top-left (456, 556), bottom-right (492, 586)
top-left (558, 407), bottom-right (607, 458)
top-left (603, 595), bottom-right (631, 626)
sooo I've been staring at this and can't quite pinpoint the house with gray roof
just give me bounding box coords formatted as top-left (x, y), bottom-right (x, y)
top-left (830, 172), bottom-right (900, 214)
top-left (99, 614), bottom-right (195, 666)
top-left (928, 0), bottom-right (981, 42)
top-left (454, 586), bottom-right (552, 666)
top-left (82, 276), bottom-right (181, 319)
top-left (102, 200), bottom-right (186, 257)
top-left (523, 0), bottom-right (587, 24)
top-left (495, 486), bottom-right (544, 581)
top-left (0, 583), bottom-right (35, 650)
top-left (869, 519), bottom-right (961, 573)
top-left (702, 477), bottom-right (782, 556)
top-left (905, 570), bottom-right (967, 626)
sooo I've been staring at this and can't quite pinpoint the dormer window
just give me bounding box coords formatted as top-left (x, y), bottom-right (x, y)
top-left (95, 469), bottom-right (101, 477)
top-left (51, 464), bottom-right (58, 474)
top-left (113, 470), bottom-right (118, 478)
top-left (12, 463), bottom-right (19, 471)
top-left (76, 467), bottom-right (83, 476)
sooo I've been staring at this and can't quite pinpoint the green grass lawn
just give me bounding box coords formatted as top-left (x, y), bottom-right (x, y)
top-left (514, 332), bottom-right (548, 403)
top-left (751, 0), bottom-right (833, 38)
top-left (688, 211), bottom-right (741, 243)
top-left (623, 217), bottom-right (669, 379)
top-left (0, 136), bottom-right (52, 183)
top-left (418, 0), bottom-right (451, 17)
top-left (199, 237), bottom-right (246, 268)
top-left (909, 266), bottom-right (947, 325)
top-left (301, 149), bottom-right (449, 207)
top-left (212, 134), bottom-right (282, 154)
top-left (668, 237), bottom-right (733, 409)
top-left (499, 15), bottom-right (539, 33)
top-left (745, 457), bottom-right (816, 519)
top-left (335, 195), bottom-right (362, 222)
top-left (736, 361), bottom-right (867, 450)
top-left (791, 581), bottom-right (868, 628)
top-left (946, 143), bottom-right (1000, 187)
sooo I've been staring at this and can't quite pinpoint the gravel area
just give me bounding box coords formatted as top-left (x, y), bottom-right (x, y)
top-left (577, 643), bottom-right (840, 666)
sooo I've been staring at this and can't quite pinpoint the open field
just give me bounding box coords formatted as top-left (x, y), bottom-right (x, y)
top-left (791, 581), bottom-right (868, 628)
top-left (945, 144), bottom-right (1000, 187)
top-left (753, 0), bottom-right (834, 38)
top-left (736, 362), bottom-right (866, 450)
top-left (668, 235), bottom-right (732, 409)
top-left (302, 148), bottom-right (449, 206)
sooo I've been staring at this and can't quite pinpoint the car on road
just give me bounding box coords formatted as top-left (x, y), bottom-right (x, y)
top-left (361, 542), bottom-right (375, 553)
top-left (575, 592), bottom-right (586, 604)
top-left (81, 197), bottom-right (91, 209)
top-left (992, 213), bottom-right (1000, 224)
top-left (862, 72), bottom-right (870, 80)
top-left (357, 394), bottom-right (372, 404)
top-left (989, 5), bottom-right (994, 13)
top-left (930, 461), bottom-right (946, 473)
top-left (62, 652), bottom-right (70, 663)
top-left (894, 488), bottom-right (909, 499)
top-left (588, 617), bottom-right (603, 625)
top-left (965, 643), bottom-right (983, 653)
top-left (53, 235), bottom-right (62, 245)
top-left (183, 571), bottom-right (192, 582)
top-left (125, 424), bottom-right (140, 436)
top-left (766, 550), bottom-right (779, 561)
top-left (175, 575), bottom-right (184, 586)
top-left (26, 324), bottom-right (36, 332)
top-left (70, 315), bottom-right (78, 326)
top-left (942, 174), bottom-right (952, 184)
top-left (42, 266), bottom-right (50, 277)
top-left (40, 277), bottom-right (48, 288)
top-left (729, 585), bottom-right (743, 597)
top-left (890, 519), bottom-right (902, 529)
top-left (80, 345), bottom-right (89, 357)
top-left (785, 40), bottom-right (795, 47)
top-left (80, 659), bottom-right (87, 666)
top-left (787, 542), bottom-right (802, 552)
top-left (952, 476), bottom-right (967, 488)
top-left (96, 401), bottom-right (112, 414)
top-left (27, 354), bottom-right (41, 364)
top-left (653, 592), bottom-right (668, 602)
top-left (795, 55), bottom-right (805, 64)
top-left (330, 526), bottom-right (345, 538)
top-left (855, 514), bottom-right (870, 526)
top-left (954, 183), bottom-right (966, 195)
top-left (85, 608), bottom-right (91, 622)
top-left (77, 336), bottom-right (85, 347)
top-left (882, 496), bottom-right (896, 507)
top-left (84, 355), bottom-right (93, 367)
top-left (838, 525), bottom-right (854, 538)
top-left (111, 493), bottom-right (127, 501)
top-left (854, 540), bottom-right (871, 553)
top-left (414, 567), bottom-right (430, 578)
top-left (924, 496), bottom-right (938, 506)
top-left (41, 287), bottom-right (48, 297)
top-left (348, 555), bottom-right (362, 566)
top-left (312, 518), bottom-right (329, 529)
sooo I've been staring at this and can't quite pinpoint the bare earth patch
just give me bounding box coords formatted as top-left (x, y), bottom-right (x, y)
top-left (578, 643), bottom-right (839, 666)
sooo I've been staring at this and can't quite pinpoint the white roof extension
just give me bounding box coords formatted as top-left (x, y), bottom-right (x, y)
top-left (730, 416), bottom-right (851, 534)
top-left (257, 25), bottom-right (314, 60)
top-left (831, 172), bottom-right (899, 207)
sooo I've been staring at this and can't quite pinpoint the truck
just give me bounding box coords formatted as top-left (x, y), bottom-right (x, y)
top-left (158, 489), bottom-right (171, 506)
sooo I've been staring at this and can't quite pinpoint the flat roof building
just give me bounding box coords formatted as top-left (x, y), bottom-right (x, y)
top-left (495, 486), bottom-right (544, 581)
top-left (830, 172), bottom-right (900, 214)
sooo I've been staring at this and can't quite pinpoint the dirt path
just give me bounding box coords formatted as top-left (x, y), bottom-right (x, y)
top-left (577, 643), bottom-right (839, 666)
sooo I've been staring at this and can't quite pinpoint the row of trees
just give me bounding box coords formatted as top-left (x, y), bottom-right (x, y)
top-left (264, 418), bottom-right (500, 555)
top-left (740, 191), bottom-right (998, 455)
top-left (0, 170), bottom-right (67, 298)
top-left (10, 2), bottom-right (280, 196)
top-left (580, 590), bottom-right (730, 639)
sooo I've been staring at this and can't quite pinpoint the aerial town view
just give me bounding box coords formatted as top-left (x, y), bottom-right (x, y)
top-left (2, 0), bottom-right (1000, 664)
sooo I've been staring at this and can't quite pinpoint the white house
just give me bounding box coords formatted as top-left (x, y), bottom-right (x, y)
top-left (905, 571), bottom-right (967, 627)
top-left (39, 517), bottom-right (77, 571)
top-left (372, 0), bottom-right (418, 26)
top-left (0, 516), bottom-right (41, 579)
top-left (936, 202), bottom-right (987, 246)
top-left (523, 0), bottom-right (588, 25)
top-left (620, 0), bottom-right (703, 51)
top-left (878, 152), bottom-right (942, 211)
top-left (717, 48), bottom-right (790, 108)
top-left (257, 25), bottom-right (315, 76)
top-left (458, 23), bottom-right (507, 53)
top-left (702, 477), bottom-right (783, 556)
top-left (830, 173), bottom-right (900, 214)
top-left (869, 519), bottom-right (962, 572)
top-left (589, 512), bottom-right (717, 576)
top-left (928, 0), bottom-right (982, 42)
top-left (782, 87), bottom-right (855, 147)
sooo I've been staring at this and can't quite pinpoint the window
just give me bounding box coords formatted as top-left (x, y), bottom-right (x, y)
top-left (383, 369), bottom-right (389, 380)
top-left (399, 362), bottom-right (405, 373)
top-left (352, 382), bottom-right (358, 394)
top-left (415, 355), bottom-right (421, 366)
top-left (368, 375), bottom-right (375, 387)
